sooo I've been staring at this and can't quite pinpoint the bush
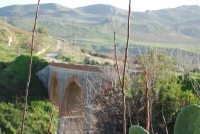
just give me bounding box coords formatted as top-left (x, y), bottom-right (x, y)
top-left (0, 55), bottom-right (58, 133)
top-left (36, 26), bottom-right (48, 35)
top-left (84, 56), bottom-right (112, 66)
top-left (84, 56), bottom-right (90, 64)
top-left (80, 48), bottom-right (92, 54)
top-left (0, 28), bottom-right (10, 43)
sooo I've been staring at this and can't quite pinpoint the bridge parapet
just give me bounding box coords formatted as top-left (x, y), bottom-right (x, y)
top-left (50, 62), bottom-right (117, 73)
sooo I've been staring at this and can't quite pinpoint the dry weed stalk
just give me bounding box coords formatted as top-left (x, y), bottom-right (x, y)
top-left (162, 105), bottom-right (168, 134)
top-left (20, 0), bottom-right (40, 133)
top-left (111, 17), bottom-right (123, 88)
top-left (120, 0), bottom-right (131, 133)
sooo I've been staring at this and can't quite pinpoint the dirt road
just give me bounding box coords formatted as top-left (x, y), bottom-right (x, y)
top-left (45, 40), bottom-right (64, 62)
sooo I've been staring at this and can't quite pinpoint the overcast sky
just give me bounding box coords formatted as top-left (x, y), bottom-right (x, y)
top-left (0, 0), bottom-right (199, 11)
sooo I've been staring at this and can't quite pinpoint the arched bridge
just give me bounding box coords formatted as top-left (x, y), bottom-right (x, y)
top-left (37, 62), bottom-right (116, 133)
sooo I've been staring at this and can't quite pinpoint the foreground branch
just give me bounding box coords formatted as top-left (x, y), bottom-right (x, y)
top-left (113, 31), bottom-right (123, 88)
top-left (111, 17), bottom-right (123, 88)
top-left (162, 105), bottom-right (168, 134)
top-left (122, 0), bottom-right (131, 134)
top-left (20, 1), bottom-right (40, 133)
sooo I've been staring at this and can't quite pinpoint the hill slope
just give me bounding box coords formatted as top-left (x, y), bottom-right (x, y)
top-left (1, 3), bottom-right (200, 52)
top-left (0, 21), bottom-right (58, 133)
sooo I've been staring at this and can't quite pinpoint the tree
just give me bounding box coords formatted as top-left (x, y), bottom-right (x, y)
top-left (36, 26), bottom-right (48, 35)
top-left (131, 48), bottom-right (177, 132)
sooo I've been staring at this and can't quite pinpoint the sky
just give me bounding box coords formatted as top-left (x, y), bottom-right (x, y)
top-left (0, 0), bottom-right (199, 12)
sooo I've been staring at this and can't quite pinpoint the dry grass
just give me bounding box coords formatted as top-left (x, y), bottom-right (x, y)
top-left (57, 43), bottom-right (115, 65)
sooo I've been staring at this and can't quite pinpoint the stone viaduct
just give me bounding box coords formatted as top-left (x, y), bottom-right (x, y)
top-left (37, 62), bottom-right (116, 133)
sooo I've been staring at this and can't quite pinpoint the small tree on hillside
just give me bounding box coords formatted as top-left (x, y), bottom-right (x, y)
top-left (36, 26), bottom-right (48, 35)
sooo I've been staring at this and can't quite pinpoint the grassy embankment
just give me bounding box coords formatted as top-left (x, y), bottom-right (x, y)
top-left (0, 20), bottom-right (58, 134)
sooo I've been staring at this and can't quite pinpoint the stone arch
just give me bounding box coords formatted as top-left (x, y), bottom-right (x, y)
top-left (60, 76), bottom-right (84, 133)
top-left (49, 72), bottom-right (60, 107)
top-left (61, 76), bottom-right (84, 117)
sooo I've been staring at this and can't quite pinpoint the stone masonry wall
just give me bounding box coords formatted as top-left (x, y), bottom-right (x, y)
top-left (37, 63), bottom-right (116, 133)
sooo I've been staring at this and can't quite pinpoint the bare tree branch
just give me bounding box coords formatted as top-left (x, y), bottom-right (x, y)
top-left (162, 105), bottom-right (168, 134)
top-left (111, 17), bottom-right (123, 88)
top-left (122, 0), bottom-right (131, 133)
top-left (20, 1), bottom-right (40, 133)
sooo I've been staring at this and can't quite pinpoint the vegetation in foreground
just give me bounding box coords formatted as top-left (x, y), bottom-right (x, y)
top-left (0, 55), bottom-right (58, 134)
top-left (129, 52), bottom-right (200, 133)
top-left (93, 50), bottom-right (200, 134)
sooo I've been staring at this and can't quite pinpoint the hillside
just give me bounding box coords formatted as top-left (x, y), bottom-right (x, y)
top-left (0, 21), bottom-right (58, 133)
top-left (1, 3), bottom-right (200, 53)
top-left (76, 4), bottom-right (120, 15)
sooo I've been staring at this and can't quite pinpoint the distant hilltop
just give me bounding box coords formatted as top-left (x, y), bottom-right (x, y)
top-left (1, 3), bottom-right (200, 49)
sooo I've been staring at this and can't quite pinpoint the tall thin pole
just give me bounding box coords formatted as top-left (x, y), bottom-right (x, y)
top-left (122, 0), bottom-right (131, 134)
top-left (20, 0), bottom-right (40, 133)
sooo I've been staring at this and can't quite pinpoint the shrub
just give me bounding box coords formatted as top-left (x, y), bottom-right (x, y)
top-left (0, 55), bottom-right (58, 133)
top-left (81, 48), bottom-right (92, 54)
top-left (0, 28), bottom-right (10, 43)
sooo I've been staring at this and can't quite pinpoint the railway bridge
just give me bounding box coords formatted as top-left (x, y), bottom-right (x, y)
top-left (37, 62), bottom-right (116, 133)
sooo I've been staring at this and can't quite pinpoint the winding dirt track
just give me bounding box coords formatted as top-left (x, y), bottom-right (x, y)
top-left (45, 40), bottom-right (64, 63)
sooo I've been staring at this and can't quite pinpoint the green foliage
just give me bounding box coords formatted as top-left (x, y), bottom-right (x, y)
top-left (0, 42), bottom-right (18, 62)
top-left (89, 53), bottom-right (110, 59)
top-left (116, 75), bottom-right (132, 98)
top-left (0, 101), bottom-right (58, 134)
top-left (84, 56), bottom-right (113, 66)
top-left (174, 104), bottom-right (200, 134)
top-left (0, 62), bottom-right (10, 72)
top-left (129, 51), bottom-right (200, 133)
top-left (56, 55), bottom-right (83, 63)
top-left (129, 125), bottom-right (149, 134)
top-left (81, 48), bottom-right (92, 54)
top-left (154, 75), bottom-right (199, 127)
top-left (132, 49), bottom-right (178, 94)
top-left (90, 59), bottom-right (100, 65)
top-left (0, 21), bottom-right (58, 134)
top-left (0, 55), bottom-right (48, 101)
top-left (0, 55), bottom-right (58, 133)
top-left (84, 56), bottom-right (90, 64)
top-left (0, 28), bottom-right (10, 43)
top-left (0, 22), bottom-right (56, 63)
top-left (36, 26), bottom-right (48, 35)
top-left (21, 35), bottom-right (54, 53)
top-left (181, 72), bottom-right (200, 92)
